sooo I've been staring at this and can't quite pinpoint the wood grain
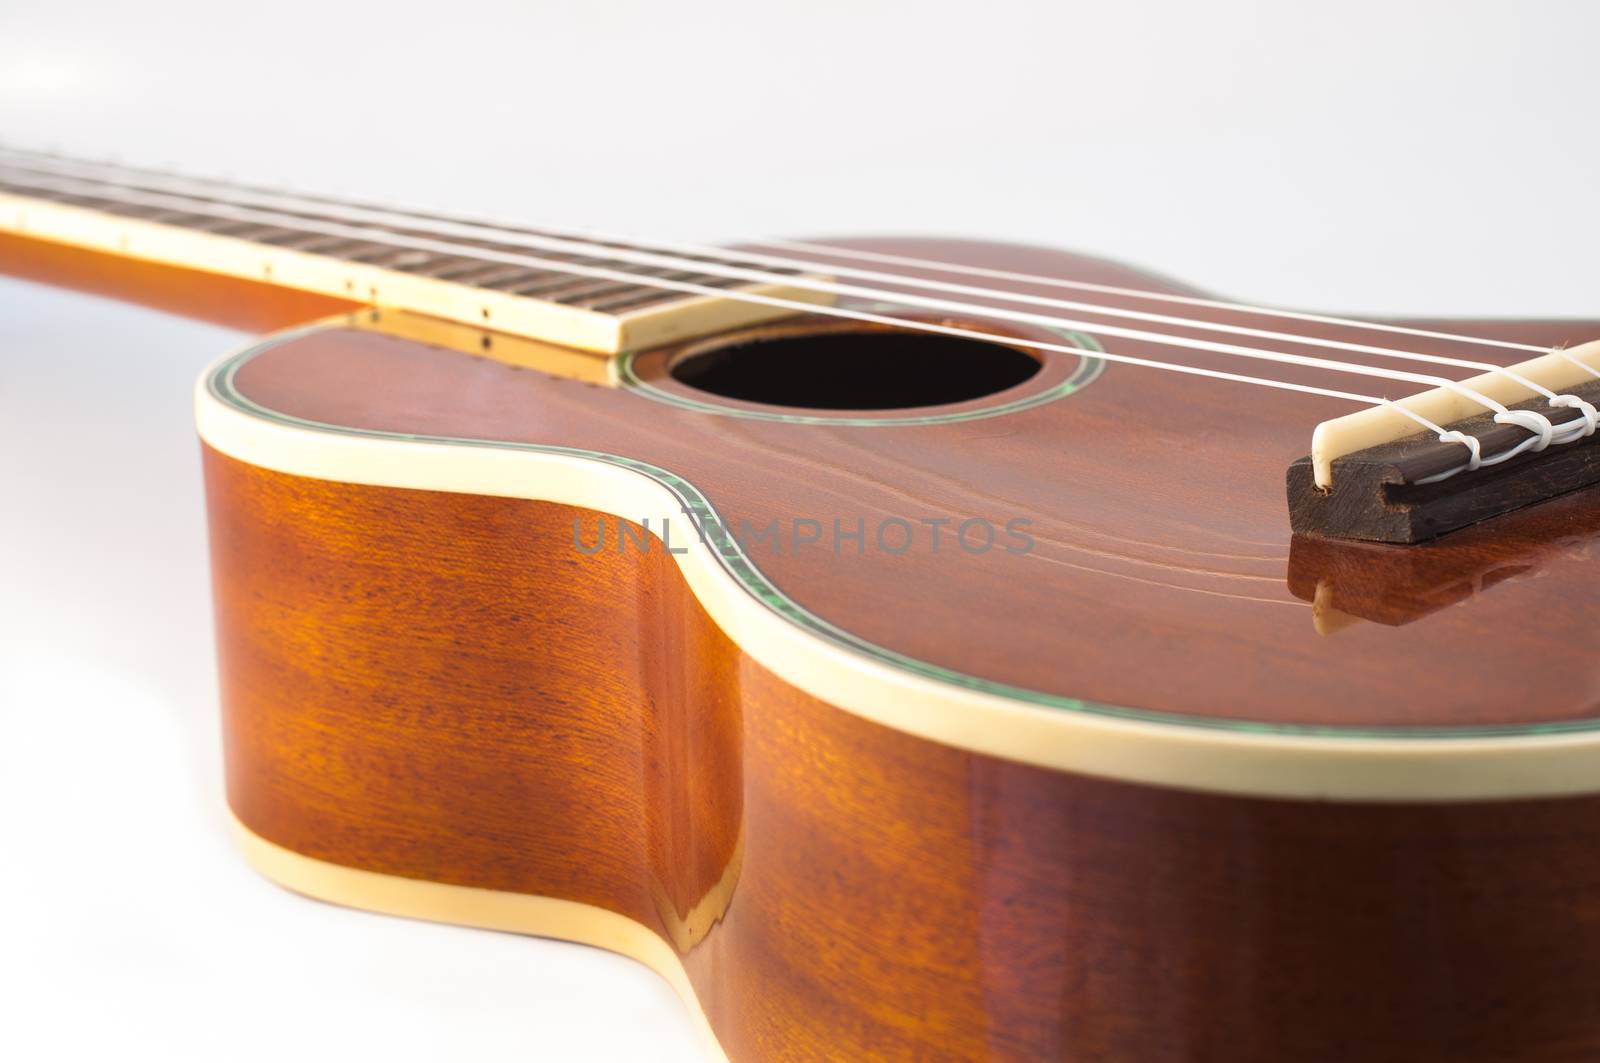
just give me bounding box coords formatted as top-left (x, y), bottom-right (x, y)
top-left (206, 446), bottom-right (1600, 1062)
top-left (221, 239), bottom-right (1600, 731)
top-left (1287, 378), bottom-right (1600, 543)
top-left (1288, 484), bottom-right (1600, 627)
top-left (14, 225), bottom-right (1600, 1056)
top-left (0, 230), bottom-right (356, 332)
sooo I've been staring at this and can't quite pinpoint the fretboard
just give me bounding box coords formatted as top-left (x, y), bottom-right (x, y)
top-left (0, 155), bottom-right (831, 354)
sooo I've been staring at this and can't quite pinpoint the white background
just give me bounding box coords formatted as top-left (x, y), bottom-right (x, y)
top-left (1, 2), bottom-right (1596, 1060)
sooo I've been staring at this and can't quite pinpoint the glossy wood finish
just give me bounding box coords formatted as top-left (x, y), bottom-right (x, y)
top-left (0, 155), bottom-right (833, 353)
top-left (1287, 378), bottom-right (1600, 543)
top-left (220, 240), bottom-right (1600, 732)
top-left (0, 230), bottom-right (357, 333)
top-left (14, 227), bottom-right (1600, 1057)
top-left (206, 447), bottom-right (1600, 1062)
top-left (1288, 485), bottom-right (1600, 628)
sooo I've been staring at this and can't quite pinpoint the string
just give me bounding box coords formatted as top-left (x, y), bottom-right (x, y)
top-left (9, 149), bottom-right (1592, 462)
top-left (0, 146), bottom-right (1550, 358)
top-left (759, 239), bottom-right (1552, 355)
top-left (0, 164), bottom-right (1530, 405)
top-left (0, 149), bottom-right (1559, 388)
top-left (1, 159), bottom-right (1593, 481)
top-left (0, 166), bottom-right (1394, 405)
top-left (1556, 347), bottom-right (1600, 380)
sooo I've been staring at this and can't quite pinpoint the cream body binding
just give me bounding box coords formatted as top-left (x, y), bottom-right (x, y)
top-left (230, 812), bottom-right (731, 1062)
top-left (199, 324), bottom-right (1600, 803)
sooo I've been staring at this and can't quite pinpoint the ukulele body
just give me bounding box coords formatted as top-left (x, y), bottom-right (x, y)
top-left (170, 236), bottom-right (1600, 1061)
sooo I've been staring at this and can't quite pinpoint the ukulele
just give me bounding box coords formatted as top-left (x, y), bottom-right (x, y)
top-left (5, 147), bottom-right (1600, 1063)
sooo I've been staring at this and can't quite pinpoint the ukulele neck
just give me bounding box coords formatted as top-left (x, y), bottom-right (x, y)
top-left (0, 152), bottom-right (829, 354)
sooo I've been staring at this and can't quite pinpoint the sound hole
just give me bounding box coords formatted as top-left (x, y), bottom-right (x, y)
top-left (668, 330), bottom-right (1042, 410)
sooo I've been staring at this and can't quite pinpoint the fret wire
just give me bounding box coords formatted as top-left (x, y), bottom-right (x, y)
top-left (590, 276), bottom-right (747, 314)
top-left (439, 263), bottom-right (540, 287)
top-left (0, 163), bottom-right (1404, 410)
top-left (0, 147), bottom-right (1545, 358)
top-left (562, 278), bottom-right (688, 309)
top-left (0, 155), bottom-right (1547, 392)
top-left (347, 248), bottom-right (438, 269)
top-left (0, 169), bottom-right (1482, 396)
top-left (545, 268), bottom-right (706, 306)
top-left (480, 271), bottom-right (579, 295)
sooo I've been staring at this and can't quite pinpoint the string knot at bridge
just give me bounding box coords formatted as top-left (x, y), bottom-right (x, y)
top-left (1493, 409), bottom-right (1555, 451)
top-left (1550, 394), bottom-right (1598, 437)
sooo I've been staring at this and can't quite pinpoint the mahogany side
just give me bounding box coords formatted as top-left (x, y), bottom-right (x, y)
top-left (14, 225), bottom-right (1600, 1057)
top-left (206, 446), bottom-right (1600, 1062)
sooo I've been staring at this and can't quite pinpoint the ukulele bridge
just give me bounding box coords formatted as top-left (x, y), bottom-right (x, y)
top-left (1288, 340), bottom-right (1600, 543)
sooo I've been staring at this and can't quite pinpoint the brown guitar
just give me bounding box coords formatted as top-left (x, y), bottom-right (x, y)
top-left (5, 148), bottom-right (1600, 1063)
